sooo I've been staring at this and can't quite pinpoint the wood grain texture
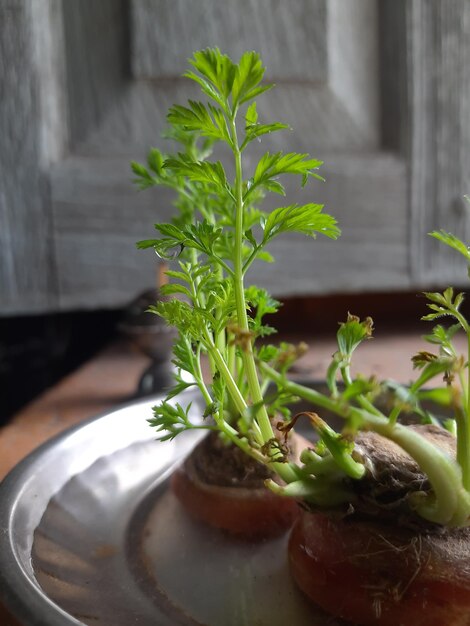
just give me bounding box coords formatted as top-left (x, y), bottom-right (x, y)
top-left (50, 153), bottom-right (408, 310)
top-left (131, 0), bottom-right (328, 82)
top-left (4, 0), bottom-right (469, 315)
top-left (408, 0), bottom-right (470, 284)
top-left (0, 1), bottom-right (58, 315)
top-left (378, 0), bottom-right (408, 153)
top-left (30, 0), bottom-right (68, 165)
top-left (62, 0), bottom-right (130, 146)
top-left (50, 157), bottom-right (175, 310)
top-left (129, 0), bottom-right (379, 147)
top-left (251, 152), bottom-right (410, 296)
top-left (328, 0), bottom-right (379, 145)
top-left (74, 80), bottom-right (376, 157)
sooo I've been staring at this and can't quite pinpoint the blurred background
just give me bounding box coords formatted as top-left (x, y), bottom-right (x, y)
top-left (1, 0), bottom-right (469, 421)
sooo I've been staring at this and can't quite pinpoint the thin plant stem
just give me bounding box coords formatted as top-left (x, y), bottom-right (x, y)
top-left (229, 114), bottom-right (275, 445)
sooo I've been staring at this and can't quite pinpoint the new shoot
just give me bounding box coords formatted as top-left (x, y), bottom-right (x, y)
top-left (135, 48), bottom-right (470, 530)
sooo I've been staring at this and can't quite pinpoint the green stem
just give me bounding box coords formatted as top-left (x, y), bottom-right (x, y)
top-left (340, 364), bottom-right (351, 386)
top-left (260, 363), bottom-right (342, 415)
top-left (357, 395), bottom-right (387, 419)
top-left (465, 330), bottom-right (470, 488)
top-left (207, 343), bottom-right (249, 418)
top-left (189, 248), bottom-right (218, 378)
top-left (210, 254), bottom-right (234, 277)
top-left (242, 244), bottom-right (262, 275)
top-left (214, 265), bottom-right (227, 356)
top-left (213, 416), bottom-right (266, 464)
top-left (372, 420), bottom-right (470, 526)
top-left (388, 405), bottom-right (402, 427)
top-left (194, 345), bottom-right (213, 406)
top-left (260, 361), bottom-right (470, 524)
top-left (455, 310), bottom-right (470, 400)
top-left (299, 449), bottom-right (343, 476)
top-left (340, 362), bottom-right (387, 419)
top-left (449, 315), bottom-right (470, 490)
top-left (224, 340), bottom-right (237, 420)
top-left (447, 313), bottom-right (470, 491)
top-left (465, 334), bottom-right (470, 410)
top-left (207, 344), bottom-right (297, 481)
top-left (230, 115), bottom-right (275, 446)
top-left (457, 392), bottom-right (470, 491)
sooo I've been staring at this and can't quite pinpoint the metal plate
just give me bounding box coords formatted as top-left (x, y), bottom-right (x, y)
top-left (0, 389), bottom-right (343, 625)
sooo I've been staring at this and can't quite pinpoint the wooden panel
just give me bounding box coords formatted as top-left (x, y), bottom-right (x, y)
top-left (378, 0), bottom-right (408, 153)
top-left (0, 1), bottom-right (61, 315)
top-left (131, 0), bottom-right (328, 82)
top-left (62, 0), bottom-right (129, 146)
top-left (9, 0), bottom-right (469, 314)
top-left (408, 0), bottom-right (470, 285)
top-left (130, 0), bottom-right (379, 147)
top-left (252, 153), bottom-right (409, 296)
top-left (74, 81), bottom-right (376, 157)
top-left (328, 0), bottom-right (379, 144)
top-left (30, 0), bottom-right (68, 164)
top-left (50, 153), bottom-right (407, 310)
top-left (51, 157), bottom-right (176, 310)
top-left (50, 0), bottom-right (403, 311)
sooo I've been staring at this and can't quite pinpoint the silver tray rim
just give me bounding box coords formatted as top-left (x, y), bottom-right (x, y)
top-left (0, 389), bottom-right (204, 626)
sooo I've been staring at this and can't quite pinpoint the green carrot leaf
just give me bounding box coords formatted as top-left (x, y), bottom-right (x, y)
top-left (131, 161), bottom-right (155, 190)
top-left (149, 401), bottom-right (211, 441)
top-left (147, 148), bottom-right (165, 175)
top-left (247, 152), bottom-right (324, 200)
top-left (164, 154), bottom-right (230, 192)
top-left (429, 230), bottom-right (470, 262)
top-left (232, 50), bottom-right (268, 106)
top-left (243, 122), bottom-right (290, 149)
top-left (262, 203), bottom-right (340, 243)
top-left (187, 48), bottom-right (236, 100)
top-left (245, 102), bottom-right (258, 126)
top-left (336, 314), bottom-right (374, 357)
top-left (167, 101), bottom-right (232, 144)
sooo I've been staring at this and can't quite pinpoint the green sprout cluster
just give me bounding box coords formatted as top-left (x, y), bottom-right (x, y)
top-left (134, 48), bottom-right (470, 528)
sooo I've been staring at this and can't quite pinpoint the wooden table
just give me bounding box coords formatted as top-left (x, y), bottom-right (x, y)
top-left (0, 328), bottom-right (448, 624)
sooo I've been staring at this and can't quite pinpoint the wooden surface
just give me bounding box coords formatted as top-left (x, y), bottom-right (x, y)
top-left (131, 0), bottom-right (329, 82)
top-left (62, 0), bottom-right (129, 147)
top-left (2, 1), bottom-right (470, 315)
top-left (408, 0), bottom-right (470, 284)
top-left (0, 328), bottom-right (467, 624)
top-left (49, 151), bottom-right (409, 311)
top-left (0, 1), bottom-right (56, 315)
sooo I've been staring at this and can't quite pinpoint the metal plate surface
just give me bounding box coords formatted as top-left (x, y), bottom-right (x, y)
top-left (0, 389), bottom-right (343, 625)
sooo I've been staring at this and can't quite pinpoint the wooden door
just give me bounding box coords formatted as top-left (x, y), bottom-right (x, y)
top-left (1, 0), bottom-right (469, 314)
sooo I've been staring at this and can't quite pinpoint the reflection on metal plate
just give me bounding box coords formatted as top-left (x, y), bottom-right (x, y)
top-left (0, 387), bottom-right (345, 625)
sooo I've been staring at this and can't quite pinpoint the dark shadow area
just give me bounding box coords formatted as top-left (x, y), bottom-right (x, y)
top-left (0, 310), bottom-right (121, 424)
top-left (270, 290), bottom-right (469, 336)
